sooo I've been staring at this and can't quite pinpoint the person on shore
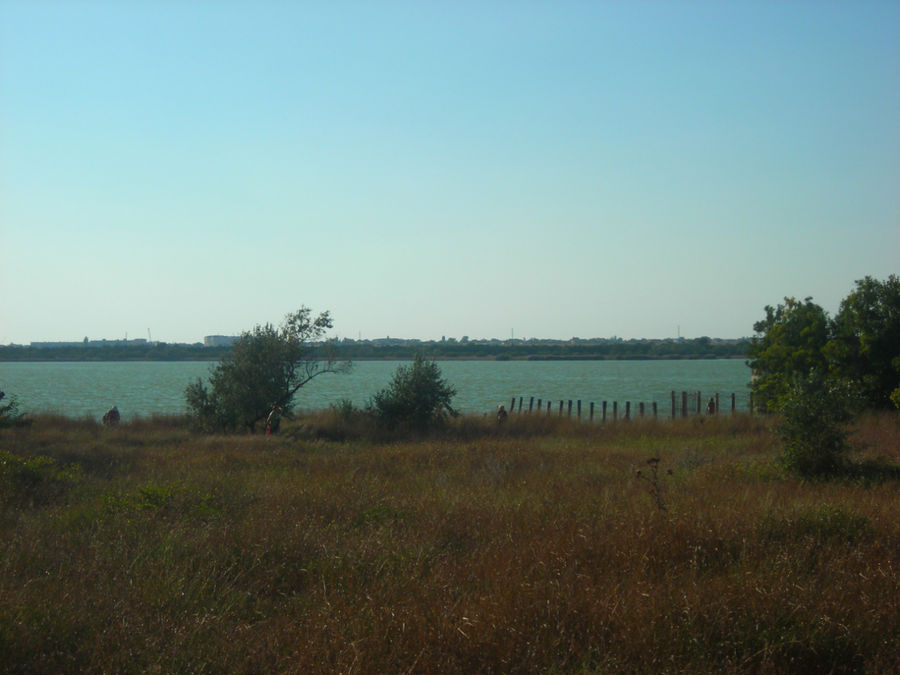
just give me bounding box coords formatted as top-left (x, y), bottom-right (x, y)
top-left (706, 397), bottom-right (716, 415)
top-left (497, 404), bottom-right (508, 424)
top-left (266, 404), bottom-right (283, 436)
top-left (103, 406), bottom-right (120, 426)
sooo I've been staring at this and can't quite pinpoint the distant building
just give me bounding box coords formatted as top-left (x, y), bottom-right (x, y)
top-left (203, 335), bottom-right (239, 347)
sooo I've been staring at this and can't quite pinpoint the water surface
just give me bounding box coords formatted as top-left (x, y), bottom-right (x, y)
top-left (0, 359), bottom-right (751, 421)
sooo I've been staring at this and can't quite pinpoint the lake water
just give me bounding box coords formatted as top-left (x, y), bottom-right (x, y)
top-left (0, 359), bottom-right (752, 422)
top-left (0, 359), bottom-right (750, 420)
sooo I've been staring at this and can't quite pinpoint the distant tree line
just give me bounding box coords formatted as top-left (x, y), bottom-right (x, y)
top-left (0, 337), bottom-right (748, 362)
top-left (0, 343), bottom-right (231, 362)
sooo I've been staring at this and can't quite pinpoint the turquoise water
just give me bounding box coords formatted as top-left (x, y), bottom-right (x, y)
top-left (0, 359), bottom-right (751, 422)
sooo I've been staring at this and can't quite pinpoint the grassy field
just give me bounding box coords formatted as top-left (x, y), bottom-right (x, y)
top-left (1, 412), bottom-right (898, 673)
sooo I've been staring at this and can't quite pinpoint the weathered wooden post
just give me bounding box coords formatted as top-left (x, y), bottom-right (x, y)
top-left (577, 400), bottom-right (582, 419)
top-left (558, 400), bottom-right (564, 416)
top-left (681, 391), bottom-right (688, 418)
top-left (529, 397), bottom-right (534, 413)
top-left (625, 401), bottom-right (631, 420)
top-left (567, 400), bottom-right (573, 417)
top-left (613, 401), bottom-right (618, 421)
top-left (652, 401), bottom-right (658, 418)
top-left (639, 401), bottom-right (645, 417)
top-left (590, 401), bottom-right (595, 421)
top-left (671, 391), bottom-right (676, 419)
top-left (510, 397), bottom-right (516, 413)
top-left (519, 397), bottom-right (524, 413)
top-left (537, 398), bottom-right (542, 412)
top-left (731, 393), bottom-right (735, 414)
top-left (602, 401), bottom-right (607, 422)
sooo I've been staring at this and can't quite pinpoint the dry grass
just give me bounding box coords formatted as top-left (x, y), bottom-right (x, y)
top-left (1, 412), bottom-right (898, 673)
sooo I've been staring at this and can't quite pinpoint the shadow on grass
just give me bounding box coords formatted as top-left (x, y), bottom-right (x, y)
top-left (842, 458), bottom-right (900, 485)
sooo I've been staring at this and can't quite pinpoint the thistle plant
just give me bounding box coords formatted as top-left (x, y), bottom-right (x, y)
top-left (635, 457), bottom-right (668, 512)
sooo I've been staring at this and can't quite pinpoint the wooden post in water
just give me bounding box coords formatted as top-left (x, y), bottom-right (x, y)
top-left (537, 398), bottom-right (542, 412)
top-left (625, 401), bottom-right (631, 420)
top-left (519, 397), bottom-right (524, 414)
top-left (590, 401), bottom-right (595, 421)
top-left (613, 401), bottom-right (618, 421)
top-left (528, 397), bottom-right (534, 413)
top-left (577, 400), bottom-right (582, 419)
top-left (731, 393), bottom-right (735, 414)
top-left (652, 401), bottom-right (658, 418)
top-left (681, 391), bottom-right (688, 418)
top-left (510, 397), bottom-right (516, 413)
top-left (558, 400), bottom-right (564, 416)
top-left (639, 402), bottom-right (645, 417)
top-left (602, 401), bottom-right (607, 422)
top-left (671, 391), bottom-right (676, 419)
top-left (567, 400), bottom-right (573, 417)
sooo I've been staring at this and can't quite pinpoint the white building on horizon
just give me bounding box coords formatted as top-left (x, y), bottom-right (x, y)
top-left (203, 335), bottom-right (239, 347)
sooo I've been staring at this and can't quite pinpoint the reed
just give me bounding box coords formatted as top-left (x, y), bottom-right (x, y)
top-left (1, 413), bottom-right (897, 673)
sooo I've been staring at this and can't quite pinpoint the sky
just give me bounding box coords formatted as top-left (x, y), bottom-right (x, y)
top-left (1, 1), bottom-right (898, 345)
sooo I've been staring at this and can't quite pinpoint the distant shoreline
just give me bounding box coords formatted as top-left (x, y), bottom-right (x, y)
top-left (1, 338), bottom-right (749, 363)
top-left (0, 355), bottom-right (748, 363)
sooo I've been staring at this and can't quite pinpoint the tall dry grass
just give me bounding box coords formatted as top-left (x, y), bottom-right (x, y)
top-left (1, 412), bottom-right (897, 673)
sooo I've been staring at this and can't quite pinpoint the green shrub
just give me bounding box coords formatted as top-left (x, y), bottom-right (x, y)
top-left (370, 355), bottom-right (457, 430)
top-left (0, 451), bottom-right (82, 508)
top-left (0, 391), bottom-right (28, 428)
top-left (331, 398), bottom-right (358, 422)
top-left (760, 504), bottom-right (871, 545)
top-left (775, 373), bottom-right (857, 477)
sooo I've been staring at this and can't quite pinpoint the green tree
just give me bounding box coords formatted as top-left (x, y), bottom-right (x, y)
top-left (371, 354), bottom-right (457, 430)
top-left (0, 391), bottom-right (28, 428)
top-left (747, 297), bottom-right (832, 413)
top-left (185, 308), bottom-right (347, 432)
top-left (829, 275), bottom-right (900, 409)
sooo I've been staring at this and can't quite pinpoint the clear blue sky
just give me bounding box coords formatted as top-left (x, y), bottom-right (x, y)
top-left (2, 1), bottom-right (897, 344)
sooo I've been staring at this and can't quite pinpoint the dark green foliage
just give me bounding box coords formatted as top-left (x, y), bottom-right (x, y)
top-left (0, 391), bottom-right (28, 429)
top-left (775, 373), bottom-right (858, 477)
top-left (747, 297), bottom-right (831, 413)
top-left (0, 451), bottom-right (82, 508)
top-left (829, 275), bottom-right (900, 409)
top-left (760, 504), bottom-right (871, 545)
top-left (371, 355), bottom-right (457, 430)
top-left (749, 277), bottom-right (900, 414)
top-left (185, 307), bottom-right (346, 432)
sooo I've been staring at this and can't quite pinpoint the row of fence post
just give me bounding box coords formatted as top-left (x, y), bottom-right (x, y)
top-left (506, 391), bottom-right (747, 421)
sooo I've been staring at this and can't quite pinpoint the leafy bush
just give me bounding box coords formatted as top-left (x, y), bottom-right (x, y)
top-left (0, 391), bottom-right (28, 428)
top-left (775, 373), bottom-right (858, 477)
top-left (0, 451), bottom-right (82, 508)
top-left (371, 355), bottom-right (457, 430)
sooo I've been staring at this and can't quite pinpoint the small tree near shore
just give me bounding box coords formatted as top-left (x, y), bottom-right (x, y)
top-left (185, 308), bottom-right (347, 432)
top-left (0, 391), bottom-right (28, 429)
top-left (371, 355), bottom-right (457, 430)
